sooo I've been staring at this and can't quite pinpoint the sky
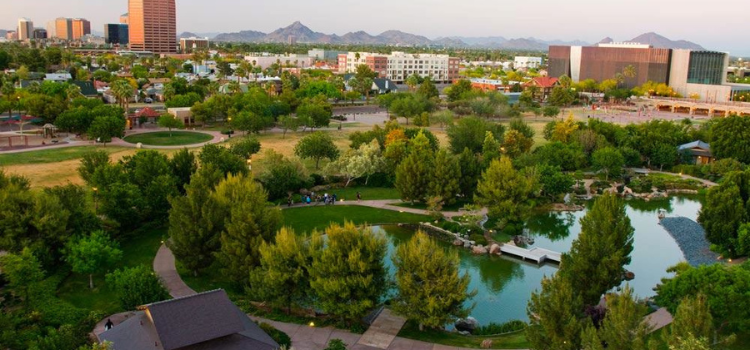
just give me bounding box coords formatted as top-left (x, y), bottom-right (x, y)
top-left (4, 0), bottom-right (749, 56)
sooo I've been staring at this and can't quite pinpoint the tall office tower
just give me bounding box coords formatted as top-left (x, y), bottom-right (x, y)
top-left (46, 20), bottom-right (56, 38)
top-left (105, 24), bottom-right (130, 45)
top-left (128, 0), bottom-right (177, 53)
top-left (71, 18), bottom-right (91, 40)
top-left (55, 17), bottom-right (73, 40)
top-left (17, 18), bottom-right (33, 40)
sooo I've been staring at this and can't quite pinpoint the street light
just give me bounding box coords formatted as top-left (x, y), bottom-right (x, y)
top-left (92, 187), bottom-right (99, 214)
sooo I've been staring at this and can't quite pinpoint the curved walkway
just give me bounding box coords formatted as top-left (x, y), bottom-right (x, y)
top-left (284, 200), bottom-right (488, 219)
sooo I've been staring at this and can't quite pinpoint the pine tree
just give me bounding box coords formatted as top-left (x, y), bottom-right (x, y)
top-left (168, 166), bottom-right (224, 276)
top-left (560, 193), bottom-right (634, 307)
top-left (526, 275), bottom-right (583, 350)
top-left (395, 131), bottom-right (434, 203)
top-left (480, 131), bottom-right (501, 169)
top-left (665, 294), bottom-right (714, 348)
top-left (581, 285), bottom-right (651, 350)
top-left (475, 156), bottom-right (536, 223)
top-left (250, 228), bottom-right (322, 313)
top-left (309, 222), bottom-right (387, 324)
top-left (214, 174), bottom-right (282, 285)
top-left (458, 147), bottom-right (481, 198)
top-left (428, 150), bottom-right (461, 205)
top-left (392, 231), bottom-right (475, 330)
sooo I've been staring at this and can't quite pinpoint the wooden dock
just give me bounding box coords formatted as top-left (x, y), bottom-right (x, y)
top-left (499, 244), bottom-right (562, 264)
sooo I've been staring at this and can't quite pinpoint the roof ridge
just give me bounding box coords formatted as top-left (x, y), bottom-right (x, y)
top-left (139, 289), bottom-right (224, 309)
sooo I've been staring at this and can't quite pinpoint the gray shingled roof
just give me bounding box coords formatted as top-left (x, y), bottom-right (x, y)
top-left (146, 290), bottom-right (245, 350)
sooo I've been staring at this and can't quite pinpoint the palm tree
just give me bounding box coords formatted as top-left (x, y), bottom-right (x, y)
top-left (405, 74), bottom-right (420, 91)
top-left (111, 80), bottom-right (134, 116)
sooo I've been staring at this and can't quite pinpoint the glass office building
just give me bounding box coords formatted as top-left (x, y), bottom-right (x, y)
top-left (687, 51), bottom-right (725, 85)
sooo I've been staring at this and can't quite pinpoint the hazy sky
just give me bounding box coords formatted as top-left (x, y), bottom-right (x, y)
top-left (4, 0), bottom-right (749, 56)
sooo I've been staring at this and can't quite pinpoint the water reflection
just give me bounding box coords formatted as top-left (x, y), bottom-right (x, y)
top-left (526, 211), bottom-right (575, 241)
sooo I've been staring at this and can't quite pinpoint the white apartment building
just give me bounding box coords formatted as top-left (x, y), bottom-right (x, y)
top-left (244, 54), bottom-right (314, 69)
top-left (514, 56), bottom-right (543, 69)
top-left (338, 51), bottom-right (459, 84)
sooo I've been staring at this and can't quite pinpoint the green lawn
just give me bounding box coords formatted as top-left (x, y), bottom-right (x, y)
top-left (282, 205), bottom-right (430, 234)
top-left (276, 187), bottom-right (400, 205)
top-left (398, 321), bottom-right (530, 349)
top-left (56, 227), bottom-right (167, 315)
top-left (123, 131), bottom-right (213, 146)
top-left (0, 146), bottom-right (130, 166)
top-left (390, 199), bottom-right (471, 212)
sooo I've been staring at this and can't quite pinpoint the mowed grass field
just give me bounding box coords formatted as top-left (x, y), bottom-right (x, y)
top-left (281, 205), bottom-right (430, 234)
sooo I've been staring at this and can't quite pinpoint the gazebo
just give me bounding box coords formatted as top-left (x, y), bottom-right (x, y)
top-left (129, 107), bottom-right (162, 127)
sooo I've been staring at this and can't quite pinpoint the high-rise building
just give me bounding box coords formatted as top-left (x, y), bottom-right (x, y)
top-left (54, 17), bottom-right (73, 40)
top-left (120, 13), bottom-right (129, 24)
top-left (17, 18), bottom-right (34, 40)
top-left (33, 28), bottom-right (47, 39)
top-left (180, 37), bottom-right (209, 53)
top-left (128, 0), bottom-right (177, 53)
top-left (71, 18), bottom-right (91, 40)
top-left (5, 31), bottom-right (18, 41)
top-left (105, 24), bottom-right (130, 45)
top-left (46, 21), bottom-right (56, 38)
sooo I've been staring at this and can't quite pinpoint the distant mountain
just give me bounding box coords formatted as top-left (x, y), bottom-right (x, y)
top-left (629, 32), bottom-right (705, 50)
top-left (213, 30), bottom-right (266, 42)
top-left (339, 31), bottom-right (380, 44)
top-left (441, 36), bottom-right (507, 46)
top-left (598, 37), bottom-right (614, 44)
top-left (178, 32), bottom-right (199, 39)
top-left (262, 21), bottom-right (336, 43)
top-left (497, 38), bottom-right (548, 51)
top-left (376, 30), bottom-right (433, 46)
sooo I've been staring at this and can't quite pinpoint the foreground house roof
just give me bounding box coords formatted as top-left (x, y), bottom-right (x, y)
top-left (98, 290), bottom-right (278, 350)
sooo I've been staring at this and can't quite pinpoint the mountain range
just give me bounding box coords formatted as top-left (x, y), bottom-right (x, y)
top-left (191, 22), bottom-right (705, 51)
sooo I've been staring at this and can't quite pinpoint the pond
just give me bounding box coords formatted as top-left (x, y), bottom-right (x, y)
top-left (373, 195), bottom-right (702, 327)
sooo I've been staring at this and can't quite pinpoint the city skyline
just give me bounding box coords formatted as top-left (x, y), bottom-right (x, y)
top-left (2, 0), bottom-right (749, 56)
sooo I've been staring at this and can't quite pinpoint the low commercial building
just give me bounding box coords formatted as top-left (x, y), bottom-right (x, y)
top-left (180, 37), bottom-right (209, 53)
top-left (308, 48), bottom-right (346, 62)
top-left (243, 54), bottom-right (314, 69)
top-left (514, 56), bottom-right (543, 69)
top-left (338, 51), bottom-right (460, 84)
top-left (669, 50), bottom-right (732, 102)
top-left (168, 107), bottom-right (193, 125)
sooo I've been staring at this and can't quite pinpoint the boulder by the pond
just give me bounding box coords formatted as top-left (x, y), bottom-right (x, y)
top-left (455, 317), bottom-right (479, 333)
top-left (489, 243), bottom-right (501, 255)
top-left (472, 245), bottom-right (488, 255)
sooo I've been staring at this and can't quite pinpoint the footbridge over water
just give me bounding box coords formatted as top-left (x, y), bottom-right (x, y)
top-left (499, 244), bottom-right (562, 264)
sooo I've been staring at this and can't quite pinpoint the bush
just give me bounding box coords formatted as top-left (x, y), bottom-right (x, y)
top-left (473, 320), bottom-right (527, 336)
top-left (310, 173), bottom-right (327, 187)
top-left (325, 338), bottom-right (348, 350)
top-left (469, 233), bottom-right (488, 246)
top-left (259, 322), bottom-right (291, 348)
top-left (629, 177), bottom-right (653, 193)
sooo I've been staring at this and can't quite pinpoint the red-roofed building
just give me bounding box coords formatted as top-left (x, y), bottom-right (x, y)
top-left (525, 77), bottom-right (560, 101)
top-left (129, 107), bottom-right (162, 128)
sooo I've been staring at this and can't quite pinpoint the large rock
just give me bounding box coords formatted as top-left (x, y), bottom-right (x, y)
top-left (489, 244), bottom-right (501, 255)
top-left (463, 241), bottom-right (472, 249)
top-left (455, 317), bottom-right (479, 334)
top-left (472, 245), bottom-right (488, 255)
top-left (453, 239), bottom-right (464, 246)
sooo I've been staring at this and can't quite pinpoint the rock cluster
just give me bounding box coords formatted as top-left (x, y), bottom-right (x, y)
top-left (660, 217), bottom-right (720, 266)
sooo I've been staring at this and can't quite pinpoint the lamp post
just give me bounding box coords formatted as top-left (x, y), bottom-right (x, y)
top-left (247, 158), bottom-right (252, 171)
top-left (92, 187), bottom-right (99, 214)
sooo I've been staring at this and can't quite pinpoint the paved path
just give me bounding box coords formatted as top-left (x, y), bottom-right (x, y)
top-left (153, 244), bottom-right (196, 298)
top-left (356, 309), bottom-right (407, 349)
top-left (630, 168), bottom-right (717, 187)
top-left (284, 200), bottom-right (487, 219)
top-left (644, 308), bottom-right (674, 332)
top-left (108, 128), bottom-right (225, 150)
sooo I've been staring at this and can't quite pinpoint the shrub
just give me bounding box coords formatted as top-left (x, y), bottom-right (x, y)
top-left (469, 233), bottom-right (488, 246)
top-left (473, 320), bottom-right (527, 335)
top-left (259, 322), bottom-right (291, 348)
top-left (325, 339), bottom-right (348, 350)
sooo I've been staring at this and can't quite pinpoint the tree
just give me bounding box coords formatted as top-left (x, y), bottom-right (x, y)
top-left (199, 143), bottom-right (248, 177)
top-left (328, 140), bottom-right (383, 187)
top-left (651, 143), bottom-right (678, 171)
top-left (395, 131), bottom-right (434, 203)
top-left (0, 248), bottom-right (44, 308)
top-left (697, 182), bottom-right (745, 256)
top-left (110, 79), bottom-right (134, 113)
top-left (475, 157), bottom-right (537, 223)
top-left (526, 275), bottom-right (584, 350)
top-left (310, 222), bottom-right (387, 324)
top-left (169, 148), bottom-right (198, 194)
top-left (417, 77), bottom-right (439, 99)
top-left (581, 286), bottom-right (651, 350)
top-left (214, 174), bottom-right (282, 285)
top-left (405, 73), bottom-right (421, 91)
top-left (392, 231), bottom-right (475, 330)
top-left (539, 165), bottom-right (574, 200)
top-left (296, 100), bottom-right (332, 130)
top-left (294, 131), bottom-right (340, 169)
top-left (65, 231), bottom-right (123, 289)
top-left (231, 110), bottom-right (273, 135)
top-left (447, 116), bottom-right (504, 154)
top-left (710, 115), bottom-right (750, 163)
top-left (655, 262), bottom-right (750, 334)
top-left (431, 110), bottom-right (454, 129)
top-left (428, 150), bottom-right (461, 205)
top-left (168, 166), bottom-right (224, 275)
top-left (106, 265), bottom-right (170, 310)
top-left (550, 115), bottom-right (579, 143)
top-left (250, 228), bottom-right (322, 313)
top-left (548, 87), bottom-right (575, 106)
top-left (502, 129), bottom-right (534, 159)
top-left (278, 115), bottom-right (300, 138)
top-left (78, 150), bottom-right (111, 184)
top-left (458, 147), bottom-right (481, 198)
top-left (665, 294), bottom-right (713, 348)
top-left (157, 114), bottom-right (184, 137)
top-left (560, 193), bottom-right (634, 307)
top-left (88, 115), bottom-right (126, 145)
top-left (230, 136), bottom-right (261, 159)
top-left (592, 147), bottom-right (624, 180)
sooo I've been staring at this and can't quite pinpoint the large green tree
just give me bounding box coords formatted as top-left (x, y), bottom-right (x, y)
top-left (592, 147), bottom-right (624, 181)
top-left (711, 115), bottom-right (750, 163)
top-left (294, 131), bottom-right (340, 169)
top-left (250, 228), bottom-right (322, 313)
top-left (88, 115), bottom-right (126, 145)
top-left (526, 275), bottom-right (584, 350)
top-left (664, 294), bottom-right (714, 348)
top-left (392, 231), bottom-right (475, 330)
top-left (428, 149), bottom-right (461, 205)
top-left (395, 131), bottom-right (434, 203)
top-left (0, 248), bottom-right (44, 308)
top-left (65, 231), bottom-right (123, 289)
top-left (580, 286), bottom-right (651, 350)
top-left (214, 174), bottom-right (282, 285)
top-left (168, 166), bottom-right (224, 275)
top-left (475, 157), bottom-right (537, 223)
top-left (559, 193), bottom-right (634, 307)
top-left (698, 181), bottom-right (746, 257)
top-left (447, 116), bottom-right (504, 154)
top-left (106, 265), bottom-right (170, 310)
top-left (310, 222), bottom-right (387, 325)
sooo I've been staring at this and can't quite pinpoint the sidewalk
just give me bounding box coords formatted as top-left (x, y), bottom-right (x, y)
top-left (283, 200), bottom-right (488, 219)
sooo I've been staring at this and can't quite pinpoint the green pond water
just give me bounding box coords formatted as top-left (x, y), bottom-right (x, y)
top-left (373, 195), bottom-right (702, 326)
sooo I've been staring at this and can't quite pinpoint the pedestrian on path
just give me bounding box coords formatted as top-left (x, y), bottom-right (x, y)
top-left (357, 191), bottom-right (361, 202)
